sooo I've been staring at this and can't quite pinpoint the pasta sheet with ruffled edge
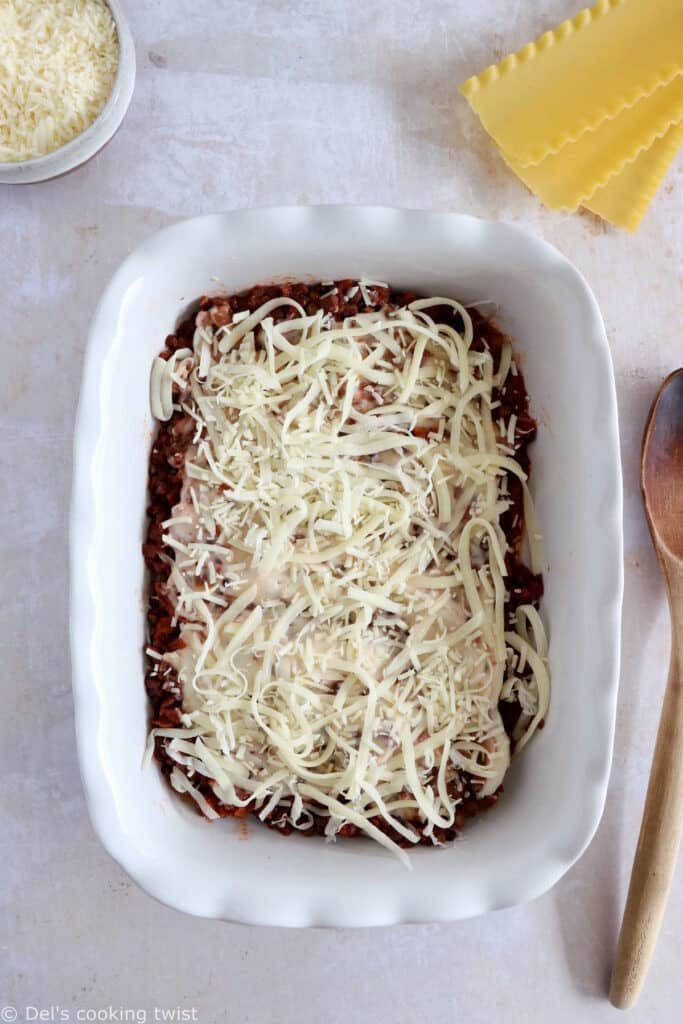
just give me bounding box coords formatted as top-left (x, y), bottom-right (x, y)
top-left (460, 0), bottom-right (683, 167)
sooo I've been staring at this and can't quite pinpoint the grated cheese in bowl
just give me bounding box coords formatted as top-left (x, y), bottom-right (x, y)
top-left (0, 0), bottom-right (119, 164)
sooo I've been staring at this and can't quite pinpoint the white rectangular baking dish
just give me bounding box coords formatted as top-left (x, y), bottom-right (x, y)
top-left (70, 207), bottom-right (623, 926)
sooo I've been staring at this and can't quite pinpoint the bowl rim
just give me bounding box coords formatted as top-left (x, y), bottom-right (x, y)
top-left (0, 0), bottom-right (136, 184)
top-left (70, 206), bottom-right (624, 926)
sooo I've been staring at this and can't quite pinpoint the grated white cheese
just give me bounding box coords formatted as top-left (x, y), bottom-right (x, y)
top-left (0, 0), bottom-right (119, 163)
top-left (147, 286), bottom-right (551, 863)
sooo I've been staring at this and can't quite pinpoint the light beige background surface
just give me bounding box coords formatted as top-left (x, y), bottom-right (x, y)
top-left (2, 1), bottom-right (682, 1022)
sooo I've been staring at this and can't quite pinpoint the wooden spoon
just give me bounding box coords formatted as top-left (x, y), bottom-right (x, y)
top-left (610, 368), bottom-right (683, 1010)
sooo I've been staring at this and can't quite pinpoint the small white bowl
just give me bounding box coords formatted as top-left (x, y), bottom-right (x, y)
top-left (0, 0), bottom-right (135, 185)
top-left (71, 207), bottom-right (623, 926)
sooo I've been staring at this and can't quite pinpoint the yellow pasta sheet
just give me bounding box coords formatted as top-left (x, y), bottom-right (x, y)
top-left (586, 121), bottom-right (683, 230)
top-left (460, 0), bottom-right (683, 166)
top-left (500, 75), bottom-right (683, 210)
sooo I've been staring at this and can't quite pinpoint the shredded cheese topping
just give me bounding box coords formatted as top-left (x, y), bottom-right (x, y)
top-left (147, 285), bottom-right (550, 864)
top-left (0, 0), bottom-right (119, 163)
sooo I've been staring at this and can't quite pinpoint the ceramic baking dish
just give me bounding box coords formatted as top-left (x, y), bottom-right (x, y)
top-left (70, 206), bottom-right (623, 926)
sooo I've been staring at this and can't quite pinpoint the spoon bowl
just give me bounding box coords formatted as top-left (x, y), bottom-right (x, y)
top-left (642, 367), bottom-right (683, 562)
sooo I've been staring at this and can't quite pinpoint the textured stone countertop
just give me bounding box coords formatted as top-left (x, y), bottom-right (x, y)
top-left (2, 1), bottom-right (682, 1022)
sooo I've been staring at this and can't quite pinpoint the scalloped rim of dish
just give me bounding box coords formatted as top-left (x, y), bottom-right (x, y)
top-left (0, 0), bottom-right (136, 185)
top-left (70, 207), bottom-right (623, 927)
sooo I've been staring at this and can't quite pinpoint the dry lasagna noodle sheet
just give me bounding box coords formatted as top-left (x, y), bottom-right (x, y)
top-left (500, 75), bottom-right (683, 212)
top-left (586, 121), bottom-right (683, 230)
top-left (460, 0), bottom-right (683, 167)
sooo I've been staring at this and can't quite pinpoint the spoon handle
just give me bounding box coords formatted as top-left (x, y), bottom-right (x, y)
top-left (610, 572), bottom-right (683, 1009)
